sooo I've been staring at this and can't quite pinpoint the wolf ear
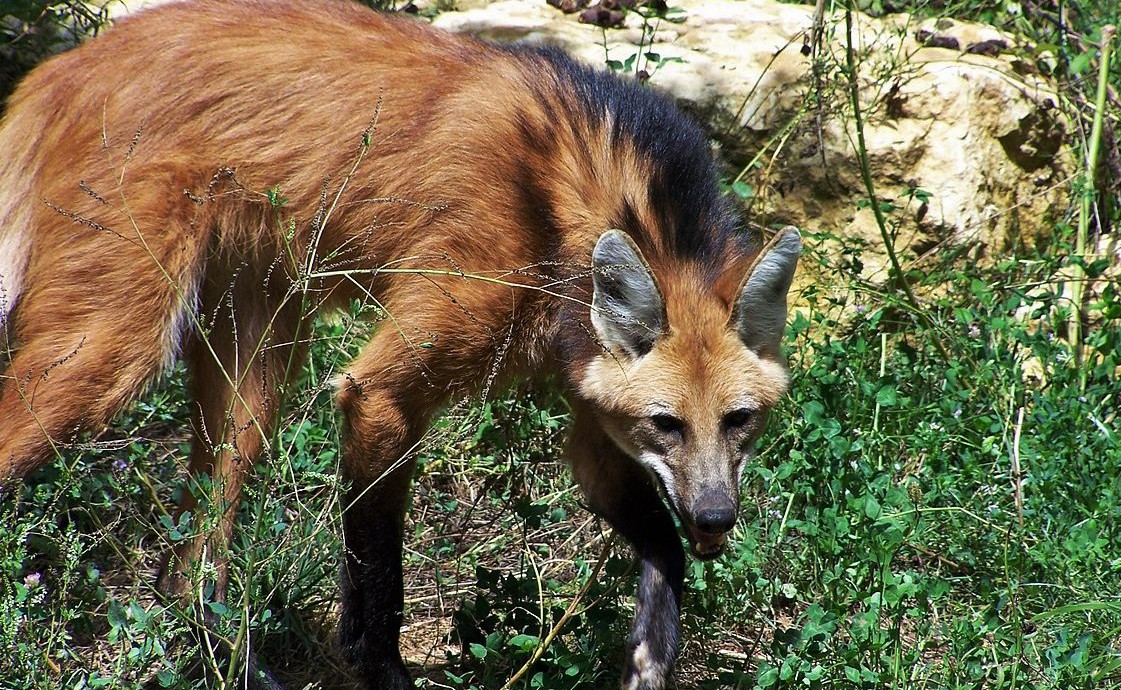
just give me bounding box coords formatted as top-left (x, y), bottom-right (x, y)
top-left (591, 230), bottom-right (666, 358)
top-left (732, 227), bottom-right (801, 358)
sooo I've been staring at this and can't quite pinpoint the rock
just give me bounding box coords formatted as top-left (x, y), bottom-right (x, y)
top-left (432, 0), bottom-right (1074, 280)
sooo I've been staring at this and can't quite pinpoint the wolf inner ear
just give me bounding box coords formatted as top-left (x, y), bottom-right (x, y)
top-left (731, 227), bottom-right (802, 358)
top-left (590, 229), bottom-right (667, 358)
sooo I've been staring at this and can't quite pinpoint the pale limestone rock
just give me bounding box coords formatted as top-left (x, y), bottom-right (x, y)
top-left (433, 0), bottom-right (1073, 279)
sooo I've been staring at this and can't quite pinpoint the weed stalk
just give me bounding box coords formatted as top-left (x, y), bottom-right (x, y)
top-left (1069, 24), bottom-right (1115, 388)
top-left (842, 7), bottom-right (948, 360)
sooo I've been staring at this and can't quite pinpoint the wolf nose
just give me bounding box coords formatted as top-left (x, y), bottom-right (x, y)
top-left (693, 502), bottom-right (736, 535)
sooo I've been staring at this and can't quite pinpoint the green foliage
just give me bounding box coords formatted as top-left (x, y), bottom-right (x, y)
top-left (715, 233), bottom-right (1121, 690)
top-left (0, 1), bottom-right (113, 105)
top-left (600, 2), bottom-right (688, 81)
top-left (4, 229), bottom-right (1116, 688)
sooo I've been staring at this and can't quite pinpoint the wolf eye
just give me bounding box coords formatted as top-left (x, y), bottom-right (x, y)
top-left (650, 413), bottom-right (685, 437)
top-left (723, 409), bottom-right (753, 429)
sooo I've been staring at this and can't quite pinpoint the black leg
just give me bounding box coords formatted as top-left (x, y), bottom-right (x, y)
top-left (338, 483), bottom-right (413, 690)
top-left (568, 409), bottom-right (685, 690)
top-left (332, 288), bottom-right (509, 688)
top-left (334, 374), bottom-right (424, 690)
top-left (620, 505), bottom-right (685, 690)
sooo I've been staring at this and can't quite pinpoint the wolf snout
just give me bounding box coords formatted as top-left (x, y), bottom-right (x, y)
top-left (685, 490), bottom-right (736, 559)
top-left (692, 493), bottom-right (736, 535)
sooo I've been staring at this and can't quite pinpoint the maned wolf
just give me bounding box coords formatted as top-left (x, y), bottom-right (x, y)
top-left (0, 0), bottom-right (801, 687)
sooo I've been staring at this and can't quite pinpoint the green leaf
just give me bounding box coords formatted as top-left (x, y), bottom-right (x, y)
top-left (875, 384), bottom-right (897, 407)
top-left (107, 599), bottom-right (127, 630)
top-left (509, 634), bottom-right (539, 650)
top-left (1069, 51), bottom-right (1093, 76)
top-left (1035, 601), bottom-right (1121, 621)
top-left (756, 665), bottom-right (779, 687)
top-left (731, 180), bottom-right (753, 200)
top-left (802, 400), bottom-right (825, 425)
top-left (664, 6), bottom-right (688, 22)
top-left (864, 494), bottom-right (882, 519)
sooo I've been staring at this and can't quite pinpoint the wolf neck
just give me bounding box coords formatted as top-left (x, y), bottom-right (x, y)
top-left (499, 89), bottom-right (740, 387)
top-left (406, 46), bottom-right (746, 383)
top-left (494, 48), bottom-right (740, 281)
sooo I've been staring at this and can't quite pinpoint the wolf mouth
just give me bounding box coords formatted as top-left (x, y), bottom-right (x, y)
top-left (684, 521), bottom-right (728, 560)
top-left (647, 472), bottom-right (731, 560)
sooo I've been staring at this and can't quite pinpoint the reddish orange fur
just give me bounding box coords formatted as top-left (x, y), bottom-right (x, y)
top-left (1, 0), bottom-right (600, 473)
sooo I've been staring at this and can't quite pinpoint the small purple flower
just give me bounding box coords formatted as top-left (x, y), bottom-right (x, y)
top-left (24, 572), bottom-right (41, 588)
top-left (112, 457), bottom-right (128, 474)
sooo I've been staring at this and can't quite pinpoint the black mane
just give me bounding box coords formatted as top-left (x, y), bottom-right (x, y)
top-left (508, 43), bottom-right (742, 268)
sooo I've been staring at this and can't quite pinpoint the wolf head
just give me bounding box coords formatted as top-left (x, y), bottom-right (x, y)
top-left (580, 228), bottom-right (801, 558)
